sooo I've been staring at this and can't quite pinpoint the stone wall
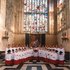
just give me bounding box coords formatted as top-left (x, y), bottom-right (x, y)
top-left (57, 28), bottom-right (70, 52)
top-left (13, 33), bottom-right (25, 46)
top-left (57, 0), bottom-right (70, 52)
top-left (0, 0), bottom-right (6, 51)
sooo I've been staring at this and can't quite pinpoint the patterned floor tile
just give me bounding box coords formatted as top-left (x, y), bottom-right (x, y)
top-left (32, 67), bottom-right (37, 70)
top-left (41, 64), bottom-right (48, 70)
top-left (20, 64), bottom-right (27, 70)
top-left (0, 60), bottom-right (70, 70)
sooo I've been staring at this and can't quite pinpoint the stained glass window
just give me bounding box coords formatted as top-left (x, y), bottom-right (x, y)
top-left (23, 0), bottom-right (48, 33)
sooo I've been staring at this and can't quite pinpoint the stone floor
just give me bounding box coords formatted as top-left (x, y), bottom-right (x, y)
top-left (0, 60), bottom-right (70, 70)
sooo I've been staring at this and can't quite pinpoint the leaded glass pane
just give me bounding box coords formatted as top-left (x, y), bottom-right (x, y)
top-left (23, 0), bottom-right (48, 33)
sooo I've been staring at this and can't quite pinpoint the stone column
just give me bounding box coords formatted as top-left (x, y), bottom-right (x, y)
top-left (0, 0), bottom-right (7, 51)
top-left (54, 0), bottom-right (57, 35)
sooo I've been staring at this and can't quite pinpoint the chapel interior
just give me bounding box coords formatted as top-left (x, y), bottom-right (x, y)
top-left (0, 0), bottom-right (70, 70)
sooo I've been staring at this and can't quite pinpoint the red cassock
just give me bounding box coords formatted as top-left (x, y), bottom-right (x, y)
top-left (14, 52), bottom-right (20, 65)
top-left (33, 49), bottom-right (39, 60)
top-left (49, 52), bottom-right (58, 64)
top-left (5, 53), bottom-right (12, 65)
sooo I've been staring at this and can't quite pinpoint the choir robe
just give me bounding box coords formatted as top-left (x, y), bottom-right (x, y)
top-left (39, 50), bottom-right (41, 57)
top-left (40, 50), bottom-right (46, 62)
top-left (24, 50), bottom-right (28, 62)
top-left (39, 50), bottom-right (43, 60)
top-left (46, 51), bottom-right (51, 63)
top-left (22, 51), bottom-right (26, 62)
top-left (14, 52), bottom-right (19, 64)
top-left (18, 51), bottom-right (22, 63)
top-left (33, 50), bottom-right (39, 60)
top-left (11, 52), bottom-right (14, 60)
top-left (43, 50), bottom-right (47, 62)
top-left (58, 52), bottom-right (64, 64)
top-left (5, 53), bottom-right (12, 65)
top-left (45, 51), bottom-right (48, 62)
top-left (59, 54), bottom-right (64, 61)
top-left (57, 48), bottom-right (64, 64)
top-left (49, 52), bottom-right (58, 64)
top-left (27, 50), bottom-right (31, 60)
top-left (20, 51), bottom-right (24, 62)
top-left (40, 50), bottom-right (44, 60)
top-left (26, 50), bottom-right (30, 60)
top-left (28, 49), bottom-right (33, 60)
top-left (38, 50), bottom-right (42, 60)
top-left (11, 52), bottom-right (15, 65)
